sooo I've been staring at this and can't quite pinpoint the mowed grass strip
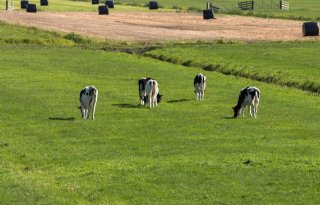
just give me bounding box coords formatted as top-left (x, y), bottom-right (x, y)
top-left (0, 44), bottom-right (319, 204)
top-left (145, 41), bottom-right (320, 93)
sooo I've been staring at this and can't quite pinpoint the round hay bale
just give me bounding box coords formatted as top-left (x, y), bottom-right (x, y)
top-left (302, 22), bottom-right (319, 37)
top-left (26, 4), bottom-right (37, 12)
top-left (21, 0), bottom-right (28, 9)
top-left (105, 0), bottom-right (114, 8)
top-left (98, 5), bottom-right (109, 15)
top-left (40, 0), bottom-right (48, 6)
top-left (203, 9), bottom-right (214, 19)
top-left (149, 1), bottom-right (158, 9)
top-left (92, 0), bottom-right (99, 5)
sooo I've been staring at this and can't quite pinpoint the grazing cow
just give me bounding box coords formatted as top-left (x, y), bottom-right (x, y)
top-left (138, 77), bottom-right (162, 106)
top-left (194, 73), bottom-right (206, 101)
top-left (145, 79), bottom-right (160, 108)
top-left (79, 86), bottom-right (98, 119)
top-left (232, 86), bottom-right (260, 118)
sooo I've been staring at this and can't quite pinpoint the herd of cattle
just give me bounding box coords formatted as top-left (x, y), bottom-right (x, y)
top-left (79, 73), bottom-right (260, 120)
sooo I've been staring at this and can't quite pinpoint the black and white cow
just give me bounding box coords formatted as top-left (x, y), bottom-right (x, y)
top-left (79, 86), bottom-right (98, 119)
top-left (138, 77), bottom-right (162, 106)
top-left (232, 86), bottom-right (260, 118)
top-left (145, 79), bottom-right (160, 108)
top-left (194, 73), bottom-right (206, 101)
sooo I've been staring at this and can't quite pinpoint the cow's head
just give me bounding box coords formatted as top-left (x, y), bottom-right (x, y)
top-left (232, 106), bottom-right (240, 118)
top-left (157, 93), bottom-right (163, 103)
top-left (143, 96), bottom-right (148, 104)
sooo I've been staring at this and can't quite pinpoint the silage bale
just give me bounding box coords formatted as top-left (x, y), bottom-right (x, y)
top-left (105, 0), bottom-right (114, 8)
top-left (92, 0), bottom-right (99, 5)
top-left (26, 4), bottom-right (37, 12)
top-left (302, 22), bottom-right (319, 37)
top-left (203, 9), bottom-right (214, 19)
top-left (98, 5), bottom-right (109, 15)
top-left (40, 0), bottom-right (48, 6)
top-left (149, 1), bottom-right (158, 9)
top-left (21, 0), bottom-right (28, 9)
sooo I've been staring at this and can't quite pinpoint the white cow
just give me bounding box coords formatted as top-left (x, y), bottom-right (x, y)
top-left (194, 73), bottom-right (206, 101)
top-left (138, 77), bottom-right (162, 106)
top-left (145, 79), bottom-right (159, 108)
top-left (232, 86), bottom-right (260, 118)
top-left (79, 86), bottom-right (98, 119)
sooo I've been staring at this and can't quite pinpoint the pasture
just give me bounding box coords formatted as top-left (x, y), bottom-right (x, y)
top-left (145, 41), bottom-right (320, 93)
top-left (0, 0), bottom-right (320, 204)
top-left (1, 0), bottom-right (320, 20)
top-left (0, 24), bottom-right (320, 204)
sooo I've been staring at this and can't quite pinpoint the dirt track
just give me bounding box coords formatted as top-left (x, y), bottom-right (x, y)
top-left (0, 11), bottom-right (319, 42)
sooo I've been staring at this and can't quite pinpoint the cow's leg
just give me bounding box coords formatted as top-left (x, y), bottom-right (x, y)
top-left (241, 106), bottom-right (245, 118)
top-left (253, 104), bottom-right (258, 118)
top-left (201, 90), bottom-right (204, 101)
top-left (81, 107), bottom-right (85, 119)
top-left (92, 105), bottom-right (96, 120)
top-left (149, 95), bottom-right (152, 108)
top-left (86, 109), bottom-right (89, 119)
top-left (92, 95), bottom-right (98, 120)
top-left (83, 108), bottom-right (87, 119)
top-left (87, 107), bottom-right (91, 119)
top-left (249, 105), bottom-right (252, 117)
top-left (155, 96), bottom-right (158, 107)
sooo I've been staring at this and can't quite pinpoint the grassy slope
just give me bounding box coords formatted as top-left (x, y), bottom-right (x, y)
top-left (0, 43), bottom-right (319, 204)
top-left (145, 41), bottom-right (320, 93)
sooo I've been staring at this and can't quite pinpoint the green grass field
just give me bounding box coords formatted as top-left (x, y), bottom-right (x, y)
top-left (115, 0), bottom-right (320, 20)
top-left (145, 41), bottom-right (320, 93)
top-left (0, 23), bottom-right (320, 204)
top-left (1, 0), bottom-right (319, 20)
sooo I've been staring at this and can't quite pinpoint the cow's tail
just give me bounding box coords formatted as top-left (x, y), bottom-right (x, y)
top-left (254, 89), bottom-right (260, 104)
top-left (201, 75), bottom-right (205, 92)
top-left (93, 88), bottom-right (98, 106)
top-left (151, 80), bottom-right (156, 97)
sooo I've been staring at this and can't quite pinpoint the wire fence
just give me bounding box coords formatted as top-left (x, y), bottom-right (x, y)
top-left (211, 0), bottom-right (289, 13)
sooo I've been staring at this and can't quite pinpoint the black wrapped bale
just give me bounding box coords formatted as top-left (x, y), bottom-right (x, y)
top-left (98, 5), bottom-right (109, 15)
top-left (203, 9), bottom-right (214, 19)
top-left (302, 22), bottom-right (319, 37)
top-left (27, 4), bottom-right (37, 12)
top-left (21, 0), bottom-right (28, 9)
top-left (40, 0), bottom-right (48, 6)
top-left (105, 0), bottom-right (114, 8)
top-left (149, 1), bottom-right (158, 9)
top-left (92, 0), bottom-right (99, 5)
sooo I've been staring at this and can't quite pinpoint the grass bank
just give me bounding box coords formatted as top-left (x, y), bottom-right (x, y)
top-left (145, 41), bottom-right (320, 94)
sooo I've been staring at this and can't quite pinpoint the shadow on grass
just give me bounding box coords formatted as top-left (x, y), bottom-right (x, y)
top-left (222, 116), bottom-right (234, 120)
top-left (167, 98), bottom-right (192, 103)
top-left (112, 103), bottom-right (140, 109)
top-left (48, 117), bottom-right (76, 121)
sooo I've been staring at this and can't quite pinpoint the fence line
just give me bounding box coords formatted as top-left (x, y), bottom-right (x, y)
top-left (211, 0), bottom-right (290, 13)
top-left (6, 0), bottom-right (14, 11)
top-left (280, 0), bottom-right (289, 10)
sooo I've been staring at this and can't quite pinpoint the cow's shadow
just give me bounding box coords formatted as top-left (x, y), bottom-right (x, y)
top-left (222, 116), bottom-right (235, 119)
top-left (112, 103), bottom-right (140, 109)
top-left (167, 98), bottom-right (192, 103)
top-left (48, 117), bottom-right (76, 121)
